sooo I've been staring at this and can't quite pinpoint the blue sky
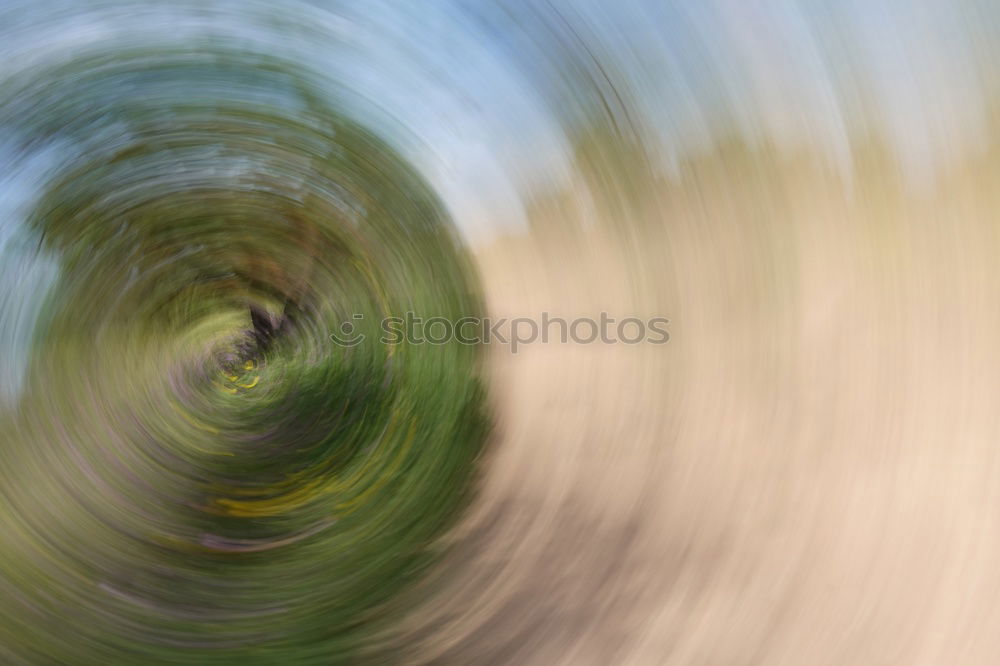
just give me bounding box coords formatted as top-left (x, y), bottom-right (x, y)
top-left (1, 0), bottom-right (996, 237)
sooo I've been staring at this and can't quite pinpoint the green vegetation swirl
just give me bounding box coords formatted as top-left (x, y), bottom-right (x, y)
top-left (0, 48), bottom-right (488, 664)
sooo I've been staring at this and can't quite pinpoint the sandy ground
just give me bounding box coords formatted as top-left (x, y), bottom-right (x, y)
top-left (397, 153), bottom-right (1000, 664)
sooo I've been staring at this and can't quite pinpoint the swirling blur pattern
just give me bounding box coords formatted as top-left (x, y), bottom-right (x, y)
top-left (7, 0), bottom-right (1000, 664)
top-left (0, 11), bottom-right (489, 665)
